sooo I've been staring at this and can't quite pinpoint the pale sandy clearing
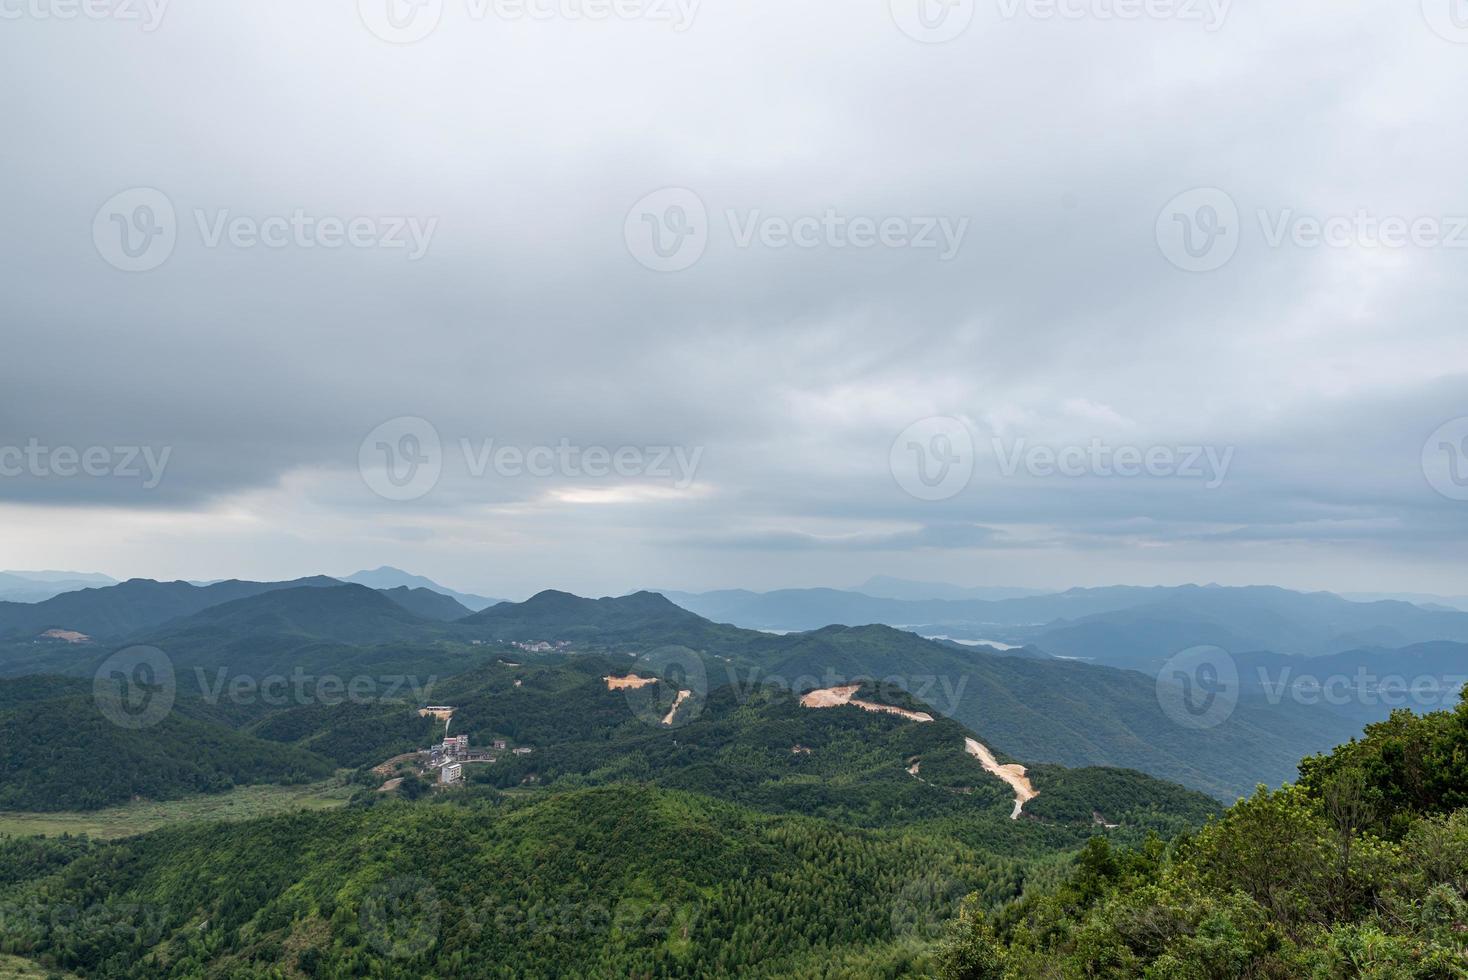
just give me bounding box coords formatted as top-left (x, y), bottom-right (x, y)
top-left (377, 778), bottom-right (403, 793)
top-left (661, 689), bottom-right (692, 726)
top-left (41, 629), bottom-right (90, 643)
top-left (964, 737), bottom-right (1037, 820)
top-left (799, 685), bottom-right (934, 723)
top-left (418, 707), bottom-right (455, 720)
top-left (605, 674), bottom-right (659, 690)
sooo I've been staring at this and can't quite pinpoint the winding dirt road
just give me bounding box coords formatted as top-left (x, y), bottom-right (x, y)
top-left (799, 685), bottom-right (935, 722)
top-left (964, 737), bottom-right (1038, 820)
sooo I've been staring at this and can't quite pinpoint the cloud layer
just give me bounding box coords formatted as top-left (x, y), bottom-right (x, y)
top-left (2, 0), bottom-right (1466, 596)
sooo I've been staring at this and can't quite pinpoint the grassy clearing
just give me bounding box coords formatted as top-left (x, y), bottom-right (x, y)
top-left (0, 954), bottom-right (78, 978)
top-left (0, 778), bottom-right (355, 840)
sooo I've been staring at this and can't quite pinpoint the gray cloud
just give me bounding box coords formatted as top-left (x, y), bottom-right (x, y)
top-left (1, 1), bottom-right (1466, 595)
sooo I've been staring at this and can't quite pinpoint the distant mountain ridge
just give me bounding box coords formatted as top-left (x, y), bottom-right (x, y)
top-left (662, 583), bottom-right (1468, 667)
top-left (0, 576), bottom-right (343, 641)
top-left (341, 566), bottom-right (503, 611)
top-left (0, 570), bottom-right (118, 603)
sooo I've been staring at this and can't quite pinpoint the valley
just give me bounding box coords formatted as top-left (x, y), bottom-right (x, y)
top-left (0, 573), bottom-right (1464, 977)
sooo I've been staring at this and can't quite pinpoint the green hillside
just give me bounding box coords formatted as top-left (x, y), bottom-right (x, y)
top-left (950, 691), bottom-right (1468, 977)
top-left (0, 785), bottom-right (1087, 978)
top-left (0, 678), bottom-right (334, 811)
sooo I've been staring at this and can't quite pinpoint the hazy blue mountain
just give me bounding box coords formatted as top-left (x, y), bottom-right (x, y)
top-left (662, 584), bottom-right (1468, 671)
top-left (0, 570), bottom-right (118, 603)
top-left (1030, 585), bottom-right (1468, 669)
top-left (376, 585), bottom-right (473, 621)
top-left (1227, 640), bottom-right (1468, 727)
top-left (0, 570), bottom-right (115, 585)
top-left (661, 585), bottom-right (1193, 635)
top-left (1341, 591), bottom-right (1468, 612)
top-left (857, 576), bottom-right (1055, 602)
top-left (341, 565), bottom-right (502, 611)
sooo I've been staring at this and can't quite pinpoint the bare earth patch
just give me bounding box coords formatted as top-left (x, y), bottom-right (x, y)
top-left (605, 674), bottom-right (659, 690)
top-left (964, 737), bottom-right (1038, 820)
top-left (40, 629), bottom-right (90, 643)
top-left (661, 689), bottom-right (692, 726)
top-left (799, 685), bottom-right (935, 723)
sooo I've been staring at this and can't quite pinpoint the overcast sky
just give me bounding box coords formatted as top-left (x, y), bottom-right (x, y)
top-left (2, 0), bottom-right (1466, 599)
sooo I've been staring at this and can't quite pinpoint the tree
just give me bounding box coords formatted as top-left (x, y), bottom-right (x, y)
top-left (936, 896), bottom-right (1007, 980)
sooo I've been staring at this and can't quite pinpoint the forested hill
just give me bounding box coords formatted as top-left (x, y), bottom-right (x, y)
top-left (0, 654), bottom-right (1224, 978)
top-left (940, 690), bottom-right (1468, 977)
top-left (359, 657), bottom-right (1221, 837)
top-left (0, 587), bottom-right (1366, 800)
top-left (6, 690), bottom-right (1463, 978)
top-left (0, 786), bottom-right (1018, 978)
top-left (0, 677), bottom-right (333, 811)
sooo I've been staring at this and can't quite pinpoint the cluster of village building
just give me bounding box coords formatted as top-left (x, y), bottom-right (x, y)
top-left (421, 709), bottom-right (533, 786)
